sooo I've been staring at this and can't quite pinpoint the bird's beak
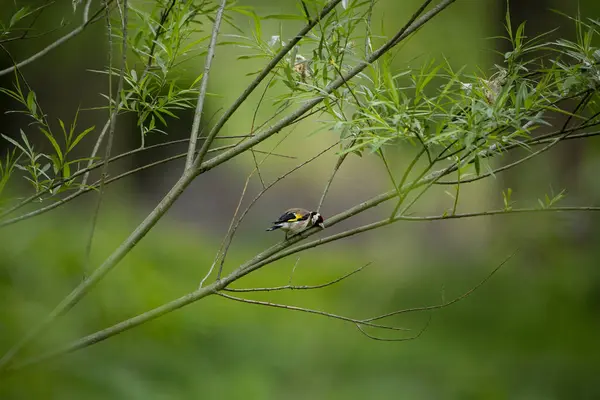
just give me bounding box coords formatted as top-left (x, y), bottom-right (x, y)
top-left (317, 222), bottom-right (324, 229)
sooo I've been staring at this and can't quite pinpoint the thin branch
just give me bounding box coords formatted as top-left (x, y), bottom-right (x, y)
top-left (388, 147), bottom-right (428, 219)
top-left (316, 148), bottom-right (346, 213)
top-left (249, 205), bottom-right (600, 275)
top-left (0, 145), bottom-right (293, 228)
top-left (199, 169), bottom-right (253, 287)
top-left (355, 315), bottom-right (431, 342)
top-left (0, 135), bottom-right (251, 222)
top-left (84, 0), bottom-right (128, 275)
top-left (451, 165), bottom-right (460, 215)
top-left (363, 251), bottom-right (516, 322)
top-left (0, 2), bottom-right (111, 77)
top-left (216, 292), bottom-right (410, 332)
top-left (83, 0), bottom-right (94, 22)
top-left (185, 0), bottom-right (227, 169)
top-left (247, 71), bottom-right (278, 189)
top-left (224, 262), bottom-right (371, 292)
top-left (208, 124), bottom-right (305, 283)
top-left (146, 0), bottom-right (177, 69)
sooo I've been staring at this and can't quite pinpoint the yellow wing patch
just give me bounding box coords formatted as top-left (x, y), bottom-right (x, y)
top-left (287, 213), bottom-right (304, 222)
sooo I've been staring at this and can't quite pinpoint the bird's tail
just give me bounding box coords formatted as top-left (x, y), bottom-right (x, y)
top-left (266, 224), bottom-right (282, 231)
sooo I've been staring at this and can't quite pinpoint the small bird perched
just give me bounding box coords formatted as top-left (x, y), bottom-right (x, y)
top-left (266, 208), bottom-right (324, 239)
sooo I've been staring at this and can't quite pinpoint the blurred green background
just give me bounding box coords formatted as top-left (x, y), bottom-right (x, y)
top-left (1, 0), bottom-right (600, 398)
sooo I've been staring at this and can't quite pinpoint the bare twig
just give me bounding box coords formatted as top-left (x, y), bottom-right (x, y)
top-left (84, 0), bottom-right (128, 275)
top-left (215, 292), bottom-right (410, 332)
top-left (224, 262), bottom-right (371, 292)
top-left (363, 251), bottom-right (516, 322)
top-left (355, 315), bottom-right (431, 342)
top-left (185, 0), bottom-right (226, 169)
top-left (83, 0), bottom-right (94, 22)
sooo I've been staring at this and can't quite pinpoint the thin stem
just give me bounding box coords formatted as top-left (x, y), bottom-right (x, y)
top-left (0, 2), bottom-right (110, 77)
top-left (224, 262), bottom-right (370, 292)
top-left (83, 0), bottom-right (94, 23)
top-left (215, 292), bottom-right (410, 332)
top-left (451, 164), bottom-right (460, 215)
top-left (185, 0), bottom-right (226, 169)
top-left (388, 147), bottom-right (427, 219)
top-left (84, 0), bottom-right (128, 275)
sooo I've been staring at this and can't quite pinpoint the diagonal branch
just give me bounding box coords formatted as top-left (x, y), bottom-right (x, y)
top-left (0, 1), bottom-right (111, 77)
top-left (185, 0), bottom-right (227, 169)
top-left (215, 292), bottom-right (411, 332)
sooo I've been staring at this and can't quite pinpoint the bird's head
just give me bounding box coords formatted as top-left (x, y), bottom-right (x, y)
top-left (310, 211), bottom-right (325, 229)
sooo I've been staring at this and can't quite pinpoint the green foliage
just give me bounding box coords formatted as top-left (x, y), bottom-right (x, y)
top-left (0, 74), bottom-right (96, 200)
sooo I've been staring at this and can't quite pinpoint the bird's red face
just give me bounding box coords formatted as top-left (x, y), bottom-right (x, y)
top-left (311, 212), bottom-right (325, 228)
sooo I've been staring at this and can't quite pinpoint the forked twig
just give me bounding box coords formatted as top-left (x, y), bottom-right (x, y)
top-left (224, 262), bottom-right (371, 292)
top-left (215, 292), bottom-right (411, 332)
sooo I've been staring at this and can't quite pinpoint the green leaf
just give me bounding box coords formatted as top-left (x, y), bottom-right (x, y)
top-left (40, 128), bottom-right (63, 163)
top-left (1, 133), bottom-right (27, 155)
top-left (26, 91), bottom-right (37, 116)
top-left (9, 7), bottom-right (29, 28)
top-left (58, 118), bottom-right (68, 142)
top-left (68, 126), bottom-right (95, 152)
top-left (263, 14), bottom-right (305, 20)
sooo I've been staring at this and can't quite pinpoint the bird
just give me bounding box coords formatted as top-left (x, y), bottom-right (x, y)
top-left (266, 208), bottom-right (324, 239)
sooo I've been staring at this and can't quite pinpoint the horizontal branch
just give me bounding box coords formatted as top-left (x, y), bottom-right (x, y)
top-left (247, 205), bottom-right (600, 272)
top-left (215, 292), bottom-right (410, 332)
top-left (0, 145), bottom-right (293, 228)
top-left (0, 135), bottom-right (252, 221)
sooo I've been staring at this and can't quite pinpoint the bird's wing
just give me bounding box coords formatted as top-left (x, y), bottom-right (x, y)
top-left (273, 210), bottom-right (308, 223)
